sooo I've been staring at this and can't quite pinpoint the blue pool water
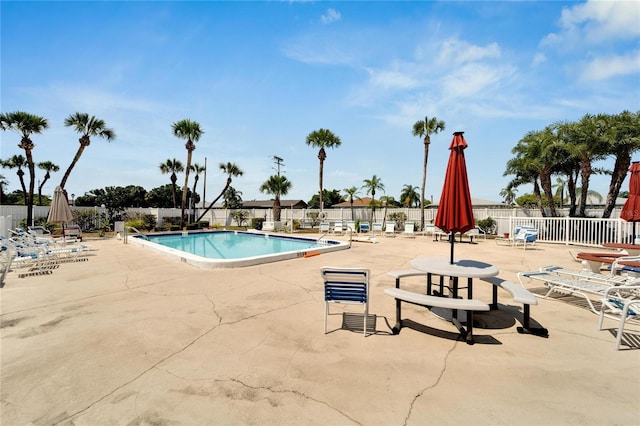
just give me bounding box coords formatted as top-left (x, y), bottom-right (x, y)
top-left (132, 231), bottom-right (349, 268)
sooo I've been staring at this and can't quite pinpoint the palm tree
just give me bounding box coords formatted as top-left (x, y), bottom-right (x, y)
top-left (259, 174), bottom-right (292, 222)
top-left (189, 162), bottom-right (206, 223)
top-left (553, 177), bottom-right (566, 208)
top-left (342, 186), bottom-right (360, 220)
top-left (159, 158), bottom-right (184, 208)
top-left (61, 112), bottom-right (115, 189)
top-left (37, 161), bottom-right (60, 205)
top-left (1, 155), bottom-right (28, 204)
top-left (379, 195), bottom-right (395, 227)
top-left (305, 128), bottom-right (341, 213)
top-left (222, 186), bottom-right (243, 209)
top-left (362, 175), bottom-right (385, 222)
top-left (399, 184), bottom-right (421, 207)
top-left (0, 173), bottom-right (7, 203)
top-left (197, 162), bottom-right (244, 222)
top-left (412, 116), bottom-right (446, 231)
top-left (172, 119), bottom-right (204, 228)
top-left (1, 112), bottom-right (49, 226)
top-left (499, 186), bottom-right (517, 206)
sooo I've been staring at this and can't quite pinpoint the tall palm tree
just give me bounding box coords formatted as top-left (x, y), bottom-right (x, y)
top-left (342, 186), bottom-right (360, 220)
top-left (189, 162), bottom-right (206, 222)
top-left (259, 174), bottom-right (292, 222)
top-left (159, 158), bottom-right (184, 208)
top-left (37, 161), bottom-right (60, 205)
top-left (399, 184), bottom-right (421, 207)
top-left (197, 162), bottom-right (244, 222)
top-left (412, 116), bottom-right (445, 231)
top-left (362, 175), bottom-right (385, 222)
top-left (305, 128), bottom-right (341, 213)
top-left (172, 119), bottom-right (204, 228)
top-left (61, 112), bottom-right (115, 189)
top-left (553, 177), bottom-right (566, 208)
top-left (1, 112), bottom-right (49, 226)
top-left (1, 155), bottom-right (28, 205)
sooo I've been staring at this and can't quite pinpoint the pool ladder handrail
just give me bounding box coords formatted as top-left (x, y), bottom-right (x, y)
top-left (123, 226), bottom-right (149, 244)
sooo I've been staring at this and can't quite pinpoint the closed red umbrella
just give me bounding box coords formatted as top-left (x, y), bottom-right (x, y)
top-left (619, 161), bottom-right (640, 243)
top-left (435, 131), bottom-right (475, 263)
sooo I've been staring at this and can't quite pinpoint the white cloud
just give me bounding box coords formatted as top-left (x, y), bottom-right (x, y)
top-left (532, 52), bottom-right (546, 66)
top-left (321, 8), bottom-right (341, 24)
top-left (366, 67), bottom-right (420, 90)
top-left (544, 0), bottom-right (640, 45)
top-left (436, 39), bottom-right (501, 66)
top-left (580, 49), bottom-right (640, 81)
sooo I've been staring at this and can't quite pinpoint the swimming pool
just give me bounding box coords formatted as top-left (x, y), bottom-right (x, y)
top-left (128, 230), bottom-right (349, 268)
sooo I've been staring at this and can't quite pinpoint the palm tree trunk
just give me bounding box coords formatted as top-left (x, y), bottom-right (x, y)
top-left (38, 172), bottom-right (51, 206)
top-left (60, 141), bottom-right (88, 189)
top-left (319, 159), bottom-right (324, 212)
top-left (420, 139), bottom-right (428, 231)
top-left (578, 158), bottom-right (592, 217)
top-left (196, 179), bottom-right (231, 222)
top-left (181, 149), bottom-right (193, 228)
top-left (602, 152), bottom-right (631, 218)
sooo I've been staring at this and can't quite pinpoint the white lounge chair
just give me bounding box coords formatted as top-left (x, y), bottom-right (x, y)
top-left (598, 285), bottom-right (640, 350)
top-left (384, 222), bottom-right (396, 237)
top-left (518, 268), bottom-right (640, 314)
top-left (359, 222), bottom-right (371, 234)
top-left (372, 223), bottom-right (383, 236)
top-left (402, 223), bottom-right (415, 238)
top-left (321, 267), bottom-right (371, 336)
top-left (319, 222), bottom-right (330, 234)
top-left (345, 221), bottom-right (356, 234)
top-left (333, 220), bottom-right (344, 235)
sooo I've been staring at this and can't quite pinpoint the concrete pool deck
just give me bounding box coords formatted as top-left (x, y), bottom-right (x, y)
top-left (1, 234), bottom-right (638, 425)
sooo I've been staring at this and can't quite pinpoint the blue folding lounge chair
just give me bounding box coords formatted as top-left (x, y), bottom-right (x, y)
top-left (321, 267), bottom-right (370, 336)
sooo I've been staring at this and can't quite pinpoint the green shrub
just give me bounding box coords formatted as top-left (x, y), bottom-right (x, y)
top-left (125, 219), bottom-right (145, 230)
top-left (476, 217), bottom-right (497, 234)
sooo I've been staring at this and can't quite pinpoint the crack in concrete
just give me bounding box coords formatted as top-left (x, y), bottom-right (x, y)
top-left (52, 295), bottom-right (309, 425)
top-left (156, 368), bottom-right (363, 426)
top-left (403, 342), bottom-right (457, 425)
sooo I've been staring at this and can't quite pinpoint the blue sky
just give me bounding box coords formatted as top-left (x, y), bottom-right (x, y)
top-left (2, 1), bottom-right (639, 205)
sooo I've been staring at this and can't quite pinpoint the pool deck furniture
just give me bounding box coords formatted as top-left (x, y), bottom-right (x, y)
top-left (576, 252), bottom-right (640, 273)
top-left (602, 242), bottom-right (640, 256)
top-left (385, 257), bottom-right (499, 344)
top-left (321, 267), bottom-right (370, 336)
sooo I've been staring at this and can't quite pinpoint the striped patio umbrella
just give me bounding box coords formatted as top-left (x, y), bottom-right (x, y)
top-left (434, 132), bottom-right (475, 264)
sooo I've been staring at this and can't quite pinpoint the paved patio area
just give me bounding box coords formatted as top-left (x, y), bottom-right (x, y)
top-left (1, 234), bottom-right (638, 425)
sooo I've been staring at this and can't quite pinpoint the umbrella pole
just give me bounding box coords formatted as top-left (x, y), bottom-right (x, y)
top-left (450, 233), bottom-right (454, 264)
top-left (634, 222), bottom-right (637, 245)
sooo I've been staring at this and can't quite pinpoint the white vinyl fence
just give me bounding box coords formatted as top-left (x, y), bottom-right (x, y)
top-left (0, 204), bottom-right (632, 247)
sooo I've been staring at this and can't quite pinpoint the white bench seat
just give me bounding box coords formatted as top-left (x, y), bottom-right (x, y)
top-left (480, 276), bottom-right (548, 337)
top-left (384, 288), bottom-right (490, 311)
top-left (384, 286), bottom-right (489, 344)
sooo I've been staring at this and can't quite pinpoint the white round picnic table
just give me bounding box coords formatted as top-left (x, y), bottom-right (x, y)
top-left (410, 257), bottom-right (500, 335)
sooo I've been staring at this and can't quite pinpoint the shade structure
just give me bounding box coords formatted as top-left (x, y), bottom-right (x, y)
top-left (47, 186), bottom-right (74, 240)
top-left (434, 132), bottom-right (475, 263)
top-left (619, 162), bottom-right (640, 243)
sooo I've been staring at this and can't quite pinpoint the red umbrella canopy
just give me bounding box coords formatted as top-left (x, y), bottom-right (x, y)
top-left (435, 132), bottom-right (475, 235)
top-left (620, 162), bottom-right (640, 222)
